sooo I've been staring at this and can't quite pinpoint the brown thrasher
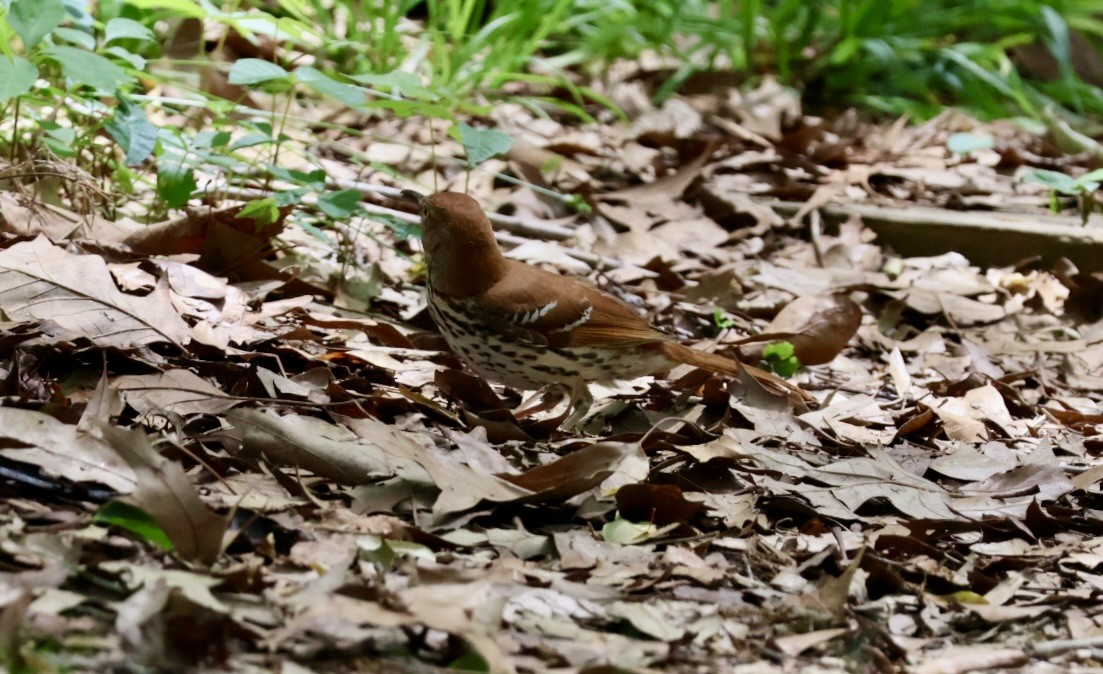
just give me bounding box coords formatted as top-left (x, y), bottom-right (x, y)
top-left (403, 190), bottom-right (810, 418)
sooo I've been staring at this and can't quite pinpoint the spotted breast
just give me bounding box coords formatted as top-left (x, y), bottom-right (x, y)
top-left (426, 288), bottom-right (670, 390)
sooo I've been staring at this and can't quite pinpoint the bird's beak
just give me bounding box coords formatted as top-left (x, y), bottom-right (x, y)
top-left (399, 189), bottom-right (425, 206)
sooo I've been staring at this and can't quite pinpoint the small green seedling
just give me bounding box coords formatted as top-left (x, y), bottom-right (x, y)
top-left (762, 341), bottom-right (801, 378)
top-left (1026, 168), bottom-right (1103, 225)
top-left (712, 309), bottom-right (735, 331)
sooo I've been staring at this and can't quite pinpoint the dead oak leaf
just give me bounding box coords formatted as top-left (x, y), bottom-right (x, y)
top-left (96, 423), bottom-right (228, 566)
top-left (0, 236), bottom-right (190, 348)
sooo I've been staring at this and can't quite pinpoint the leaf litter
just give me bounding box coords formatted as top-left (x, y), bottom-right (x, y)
top-left (1, 44), bottom-right (1103, 674)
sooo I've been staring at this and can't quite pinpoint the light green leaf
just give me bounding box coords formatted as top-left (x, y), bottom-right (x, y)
top-left (52, 27), bottom-right (96, 49)
top-left (1027, 169), bottom-right (1080, 195)
top-left (227, 58), bottom-right (291, 86)
top-left (106, 99), bottom-right (157, 165)
top-left (0, 56), bottom-right (38, 102)
top-left (230, 133), bottom-right (273, 150)
top-left (317, 189), bottom-right (363, 219)
top-left (45, 45), bottom-right (132, 91)
top-left (457, 122), bottom-right (513, 167)
top-left (94, 501), bottom-right (173, 551)
top-left (42, 124), bottom-right (77, 158)
top-left (1078, 168), bottom-right (1103, 184)
top-left (946, 132), bottom-right (994, 154)
top-left (298, 66), bottom-right (366, 107)
top-left (105, 17), bottom-right (154, 44)
top-left (104, 46), bottom-right (146, 70)
top-left (8, 0), bottom-right (65, 49)
top-left (349, 70), bottom-right (437, 100)
top-left (238, 198), bottom-right (280, 225)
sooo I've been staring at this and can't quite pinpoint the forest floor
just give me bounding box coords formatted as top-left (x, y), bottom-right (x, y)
top-left (2, 61), bottom-right (1103, 674)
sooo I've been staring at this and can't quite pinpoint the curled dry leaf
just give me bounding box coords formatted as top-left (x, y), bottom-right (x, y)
top-left (0, 236), bottom-right (190, 348)
top-left (747, 293), bottom-right (863, 365)
top-left (504, 440), bottom-right (644, 504)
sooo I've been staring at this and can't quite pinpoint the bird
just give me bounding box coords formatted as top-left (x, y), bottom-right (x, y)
top-left (401, 189), bottom-right (812, 423)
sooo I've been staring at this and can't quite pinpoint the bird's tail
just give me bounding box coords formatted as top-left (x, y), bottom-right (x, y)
top-left (658, 341), bottom-right (813, 402)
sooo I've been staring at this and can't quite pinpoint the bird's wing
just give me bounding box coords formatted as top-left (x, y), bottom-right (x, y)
top-left (478, 261), bottom-right (667, 348)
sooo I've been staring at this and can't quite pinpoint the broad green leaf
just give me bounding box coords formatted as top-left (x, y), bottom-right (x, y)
top-left (104, 46), bottom-right (146, 70)
top-left (157, 161), bottom-right (196, 208)
top-left (227, 58), bottom-right (291, 86)
top-left (52, 27), bottom-right (96, 50)
top-left (1078, 168), bottom-right (1103, 184)
top-left (8, 0), bottom-right (65, 49)
top-left (45, 45), bottom-right (132, 91)
top-left (457, 121), bottom-right (513, 167)
top-left (298, 66), bottom-right (366, 107)
top-left (94, 501), bottom-right (173, 551)
top-left (106, 99), bottom-right (157, 165)
top-left (42, 124), bottom-right (77, 158)
top-left (230, 133), bottom-right (273, 150)
top-left (270, 166), bottom-right (326, 190)
top-left (274, 188), bottom-right (306, 207)
top-left (349, 70), bottom-right (437, 100)
top-left (317, 189), bottom-right (363, 219)
top-left (1027, 169), bottom-right (1080, 195)
top-left (238, 198), bottom-right (280, 225)
top-left (0, 56), bottom-right (37, 102)
top-left (209, 131), bottom-right (233, 148)
top-left (104, 17), bottom-right (154, 44)
top-left (193, 130), bottom-right (232, 149)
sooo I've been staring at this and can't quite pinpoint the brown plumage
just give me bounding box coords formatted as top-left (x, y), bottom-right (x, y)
top-left (405, 190), bottom-right (811, 403)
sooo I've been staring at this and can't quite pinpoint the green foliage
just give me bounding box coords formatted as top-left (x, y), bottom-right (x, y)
top-left (456, 122), bottom-right (514, 167)
top-left (947, 132), bottom-right (995, 154)
top-left (762, 342), bottom-right (801, 378)
top-left (712, 309), bottom-right (736, 331)
top-left (1026, 168), bottom-right (1103, 224)
top-left (94, 501), bottom-right (174, 551)
top-left (0, 0), bottom-right (1100, 262)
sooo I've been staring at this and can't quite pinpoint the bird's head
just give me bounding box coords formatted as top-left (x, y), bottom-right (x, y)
top-left (400, 190), bottom-right (506, 295)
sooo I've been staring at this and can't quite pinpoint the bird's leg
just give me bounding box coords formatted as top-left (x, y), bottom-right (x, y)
top-left (513, 383), bottom-right (571, 420)
top-left (560, 379), bottom-right (594, 431)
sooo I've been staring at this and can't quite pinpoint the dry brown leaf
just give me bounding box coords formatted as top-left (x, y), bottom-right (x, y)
top-left (97, 423), bottom-right (228, 565)
top-left (750, 293), bottom-right (863, 365)
top-left (115, 370), bottom-right (240, 417)
top-left (504, 440), bottom-right (642, 503)
top-left (0, 236), bottom-right (190, 348)
top-left (230, 410), bottom-right (531, 518)
top-left (0, 407), bottom-right (136, 493)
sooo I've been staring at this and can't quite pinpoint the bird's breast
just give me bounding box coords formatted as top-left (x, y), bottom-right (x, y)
top-left (426, 291), bottom-right (668, 389)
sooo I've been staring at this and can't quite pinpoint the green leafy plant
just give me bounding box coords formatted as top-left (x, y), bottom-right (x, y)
top-left (94, 501), bottom-right (174, 551)
top-left (762, 341), bottom-right (801, 378)
top-left (712, 309), bottom-right (736, 331)
top-left (1026, 168), bottom-right (1103, 224)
